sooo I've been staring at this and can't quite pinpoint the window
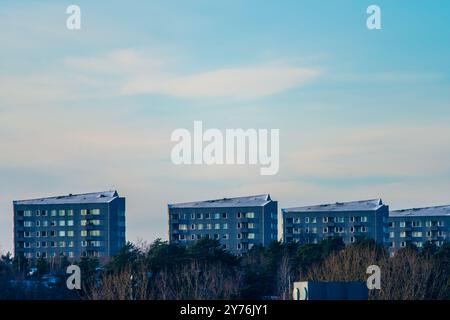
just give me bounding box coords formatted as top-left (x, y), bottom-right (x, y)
top-left (42, 221), bottom-right (48, 227)
top-left (67, 231), bottom-right (74, 237)
top-left (36, 231), bottom-right (40, 237)
top-left (36, 220), bottom-right (40, 227)
top-left (400, 241), bottom-right (406, 248)
top-left (237, 243), bottom-right (242, 250)
top-left (81, 220), bottom-right (87, 226)
top-left (67, 220), bottom-right (74, 226)
top-left (246, 212), bottom-right (255, 219)
top-left (426, 221), bottom-right (432, 227)
top-left (350, 216), bottom-right (356, 222)
top-left (412, 221), bottom-right (421, 227)
top-left (237, 212), bottom-right (242, 219)
top-left (350, 237), bottom-right (355, 243)
top-left (390, 232), bottom-right (395, 238)
top-left (50, 231), bottom-right (56, 237)
top-left (362, 227), bottom-right (368, 233)
top-left (294, 218), bottom-right (301, 224)
top-left (91, 209), bottom-right (101, 215)
top-left (190, 224), bottom-right (196, 230)
top-left (24, 221), bottom-right (32, 227)
top-left (338, 217), bottom-right (345, 223)
top-left (42, 210), bottom-right (48, 217)
top-left (36, 210), bottom-right (41, 217)
top-left (248, 223), bottom-right (255, 229)
top-left (215, 223), bottom-right (220, 230)
top-left (42, 241), bottom-right (47, 248)
top-left (81, 209), bottom-right (87, 216)
top-left (323, 227), bottom-right (328, 233)
top-left (412, 231), bottom-right (422, 237)
top-left (69, 241), bottom-right (74, 247)
top-left (222, 213), bottom-right (227, 219)
top-left (41, 231), bottom-right (47, 237)
top-left (81, 230), bottom-right (87, 237)
top-left (426, 231), bottom-right (432, 237)
top-left (223, 234), bottom-right (229, 240)
top-left (207, 224), bottom-right (212, 230)
top-left (59, 210), bottom-right (65, 217)
top-left (248, 233), bottom-right (255, 239)
top-left (196, 213), bottom-right (202, 219)
top-left (214, 213), bottom-right (220, 219)
top-left (361, 216), bottom-right (368, 222)
top-left (237, 233), bottom-right (242, 239)
top-left (197, 224), bottom-right (203, 230)
top-left (69, 252), bottom-right (74, 258)
top-left (323, 217), bottom-right (328, 223)
top-left (311, 217), bottom-right (317, 223)
top-left (305, 217), bottom-right (310, 224)
top-left (389, 222), bottom-right (394, 228)
top-left (311, 227), bottom-right (317, 234)
top-left (59, 220), bottom-right (66, 227)
top-left (214, 234), bottom-right (220, 240)
top-left (67, 210), bottom-right (74, 216)
top-left (51, 210), bottom-right (57, 217)
top-left (59, 231), bottom-right (66, 237)
top-left (350, 227), bottom-right (355, 233)
top-left (51, 220), bottom-right (57, 227)
top-left (24, 211), bottom-right (32, 217)
top-left (400, 232), bottom-right (406, 238)
top-left (400, 221), bottom-right (406, 228)
top-left (36, 242), bottom-right (40, 248)
top-left (90, 230), bottom-right (101, 236)
top-left (191, 235), bottom-right (195, 240)
top-left (59, 241), bottom-right (66, 248)
top-left (222, 223), bottom-right (228, 229)
top-left (438, 221), bottom-right (445, 227)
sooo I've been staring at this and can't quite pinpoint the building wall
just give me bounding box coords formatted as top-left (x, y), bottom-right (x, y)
top-left (168, 202), bottom-right (278, 254)
top-left (282, 206), bottom-right (389, 246)
top-left (387, 216), bottom-right (449, 255)
top-left (13, 198), bottom-right (126, 261)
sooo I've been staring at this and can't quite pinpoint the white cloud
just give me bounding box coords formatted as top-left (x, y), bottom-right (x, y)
top-left (121, 65), bottom-right (322, 99)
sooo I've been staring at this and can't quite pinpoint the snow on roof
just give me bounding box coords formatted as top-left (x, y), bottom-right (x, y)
top-left (13, 191), bottom-right (120, 205)
top-left (283, 199), bottom-right (385, 213)
top-left (390, 205), bottom-right (450, 217)
top-left (169, 194), bottom-right (273, 208)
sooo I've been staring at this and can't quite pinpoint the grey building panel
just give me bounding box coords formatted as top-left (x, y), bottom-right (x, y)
top-left (13, 191), bottom-right (126, 262)
top-left (282, 199), bottom-right (389, 246)
top-left (168, 195), bottom-right (278, 254)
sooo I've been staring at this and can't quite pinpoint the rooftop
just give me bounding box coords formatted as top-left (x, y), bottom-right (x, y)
top-left (283, 199), bottom-right (385, 213)
top-left (169, 194), bottom-right (273, 209)
top-left (13, 191), bottom-right (121, 205)
top-left (390, 205), bottom-right (450, 217)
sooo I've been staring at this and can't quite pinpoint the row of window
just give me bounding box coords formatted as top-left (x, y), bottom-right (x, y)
top-left (19, 209), bottom-right (101, 217)
top-left (178, 222), bottom-right (259, 231)
top-left (388, 240), bottom-right (446, 249)
top-left (173, 211), bottom-right (259, 220)
top-left (22, 240), bottom-right (102, 249)
top-left (389, 231), bottom-right (446, 238)
top-left (178, 232), bottom-right (257, 241)
top-left (287, 216), bottom-right (369, 224)
top-left (20, 230), bottom-right (101, 238)
top-left (290, 226), bottom-right (369, 234)
top-left (22, 219), bottom-right (101, 227)
top-left (289, 236), bottom-right (360, 244)
top-left (389, 221), bottom-right (445, 228)
top-left (25, 251), bottom-right (102, 259)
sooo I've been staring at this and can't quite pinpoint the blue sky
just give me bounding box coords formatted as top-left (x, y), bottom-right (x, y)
top-left (1, 1), bottom-right (450, 253)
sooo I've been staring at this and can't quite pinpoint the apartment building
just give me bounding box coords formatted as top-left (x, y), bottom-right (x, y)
top-left (13, 191), bottom-right (126, 261)
top-left (282, 199), bottom-right (389, 245)
top-left (168, 194), bottom-right (278, 254)
top-left (388, 205), bottom-right (450, 255)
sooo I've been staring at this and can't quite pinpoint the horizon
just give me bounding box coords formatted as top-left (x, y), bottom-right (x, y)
top-left (1, 0), bottom-right (450, 255)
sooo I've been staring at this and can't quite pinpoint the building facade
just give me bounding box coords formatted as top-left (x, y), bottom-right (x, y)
top-left (168, 194), bottom-right (278, 254)
top-left (282, 199), bottom-right (389, 245)
top-left (388, 205), bottom-right (450, 255)
top-left (14, 191), bottom-right (126, 261)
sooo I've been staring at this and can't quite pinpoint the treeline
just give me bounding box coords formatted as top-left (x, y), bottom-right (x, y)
top-left (1, 238), bottom-right (450, 300)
